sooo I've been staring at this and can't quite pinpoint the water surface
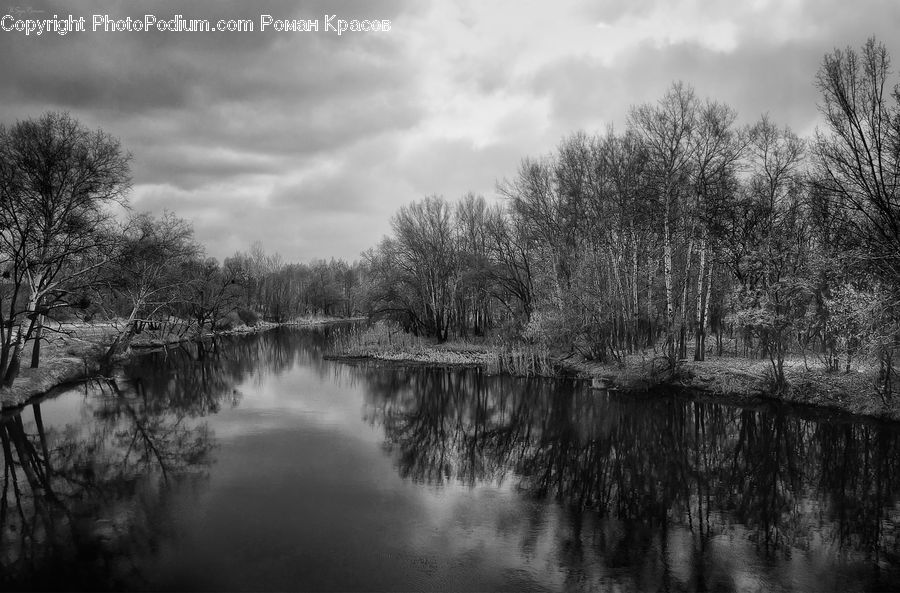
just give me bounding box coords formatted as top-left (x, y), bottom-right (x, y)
top-left (3, 327), bottom-right (900, 591)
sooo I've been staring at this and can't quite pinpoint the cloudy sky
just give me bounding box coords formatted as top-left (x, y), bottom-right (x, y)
top-left (1, 0), bottom-right (897, 263)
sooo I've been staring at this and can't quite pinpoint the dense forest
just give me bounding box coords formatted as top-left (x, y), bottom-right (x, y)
top-left (0, 37), bottom-right (898, 395)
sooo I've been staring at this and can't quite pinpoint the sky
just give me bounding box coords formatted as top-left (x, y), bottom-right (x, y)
top-left (1, 0), bottom-right (898, 263)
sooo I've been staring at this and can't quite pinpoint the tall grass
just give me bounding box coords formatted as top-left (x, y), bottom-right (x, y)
top-left (328, 321), bottom-right (426, 356)
top-left (328, 321), bottom-right (555, 377)
top-left (485, 343), bottom-right (554, 377)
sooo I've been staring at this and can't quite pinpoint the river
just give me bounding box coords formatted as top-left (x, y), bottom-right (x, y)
top-left (2, 326), bottom-right (900, 591)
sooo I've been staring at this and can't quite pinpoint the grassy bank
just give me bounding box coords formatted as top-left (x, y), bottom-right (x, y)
top-left (0, 323), bottom-right (113, 409)
top-left (327, 323), bottom-right (899, 421)
top-left (558, 353), bottom-right (891, 418)
top-left (7, 319), bottom-right (893, 421)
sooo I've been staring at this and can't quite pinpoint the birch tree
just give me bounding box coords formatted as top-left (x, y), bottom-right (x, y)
top-left (629, 82), bottom-right (698, 364)
top-left (690, 101), bottom-right (743, 360)
top-left (0, 112), bottom-right (130, 385)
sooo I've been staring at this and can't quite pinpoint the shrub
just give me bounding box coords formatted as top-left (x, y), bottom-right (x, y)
top-left (522, 309), bottom-right (567, 346)
top-left (214, 310), bottom-right (243, 331)
top-left (237, 308), bottom-right (259, 327)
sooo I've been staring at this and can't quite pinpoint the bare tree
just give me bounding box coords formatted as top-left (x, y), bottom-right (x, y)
top-left (501, 152), bottom-right (584, 311)
top-left (728, 117), bottom-right (808, 389)
top-left (178, 257), bottom-right (241, 336)
top-left (815, 37), bottom-right (900, 279)
top-left (390, 196), bottom-right (459, 341)
top-left (689, 101), bottom-right (743, 360)
top-left (629, 82), bottom-right (698, 364)
top-left (484, 203), bottom-right (534, 324)
top-left (598, 129), bottom-right (653, 352)
top-left (0, 112), bottom-right (130, 386)
top-left (100, 212), bottom-right (198, 361)
top-left (814, 36), bottom-right (900, 394)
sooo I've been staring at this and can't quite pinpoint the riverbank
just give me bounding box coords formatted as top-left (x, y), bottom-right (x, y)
top-left (0, 328), bottom-right (110, 409)
top-left (7, 318), bottom-right (893, 421)
top-left (326, 330), bottom-right (897, 421)
top-left (561, 353), bottom-right (890, 418)
top-left (127, 315), bottom-right (357, 350)
top-left (0, 315), bottom-right (354, 410)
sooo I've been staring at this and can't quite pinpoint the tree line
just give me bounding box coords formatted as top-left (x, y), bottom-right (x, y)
top-left (1, 37), bottom-right (897, 394)
top-left (361, 37), bottom-right (900, 394)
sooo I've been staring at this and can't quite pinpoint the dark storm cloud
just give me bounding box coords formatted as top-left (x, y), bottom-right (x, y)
top-left (0, 0), bottom-right (419, 123)
top-left (0, 0), bottom-right (425, 258)
top-left (135, 146), bottom-right (288, 192)
top-left (0, 0), bottom-right (296, 112)
top-left (0, 0), bottom-right (421, 141)
top-left (0, 37), bottom-right (194, 112)
top-left (124, 79), bottom-right (421, 191)
top-left (1, 0), bottom-right (895, 262)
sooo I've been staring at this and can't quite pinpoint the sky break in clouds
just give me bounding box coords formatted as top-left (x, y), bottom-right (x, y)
top-left (1, 0), bottom-right (898, 262)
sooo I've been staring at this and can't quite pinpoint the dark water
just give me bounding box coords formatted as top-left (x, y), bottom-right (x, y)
top-left (3, 327), bottom-right (900, 591)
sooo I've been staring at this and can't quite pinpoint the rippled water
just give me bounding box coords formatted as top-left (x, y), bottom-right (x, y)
top-left (3, 326), bottom-right (900, 591)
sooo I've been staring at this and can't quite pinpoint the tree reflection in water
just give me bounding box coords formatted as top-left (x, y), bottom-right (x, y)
top-left (363, 366), bottom-right (900, 591)
top-left (0, 392), bottom-right (212, 590)
top-left (0, 325), bottom-right (351, 590)
top-left (5, 327), bottom-right (900, 591)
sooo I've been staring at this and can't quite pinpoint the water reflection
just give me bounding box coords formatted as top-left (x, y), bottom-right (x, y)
top-left (0, 326), bottom-right (350, 590)
top-left (3, 327), bottom-right (900, 591)
top-left (363, 366), bottom-right (900, 590)
top-left (122, 325), bottom-right (342, 413)
top-left (0, 391), bottom-right (213, 589)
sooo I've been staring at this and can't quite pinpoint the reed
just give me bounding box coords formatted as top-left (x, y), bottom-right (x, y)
top-left (328, 321), bottom-right (426, 356)
top-left (489, 342), bottom-right (554, 377)
top-left (328, 322), bottom-right (554, 377)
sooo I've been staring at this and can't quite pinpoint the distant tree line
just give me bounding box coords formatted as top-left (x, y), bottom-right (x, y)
top-left (222, 242), bottom-right (363, 322)
top-left (359, 37), bottom-right (900, 394)
top-left (0, 113), bottom-right (362, 388)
